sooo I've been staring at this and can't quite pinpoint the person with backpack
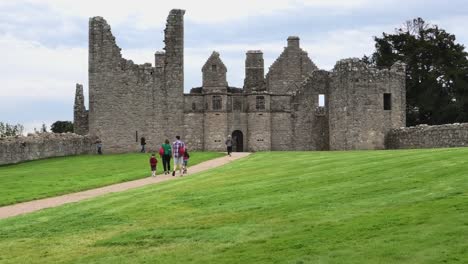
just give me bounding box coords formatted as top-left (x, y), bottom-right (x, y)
top-left (149, 153), bottom-right (158, 177)
top-left (182, 149), bottom-right (190, 174)
top-left (172, 136), bottom-right (185, 176)
top-left (159, 139), bottom-right (172, 175)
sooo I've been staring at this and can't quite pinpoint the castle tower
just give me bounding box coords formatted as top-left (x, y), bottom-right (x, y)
top-left (202, 51), bottom-right (228, 93)
top-left (244, 50), bottom-right (265, 93)
top-left (73, 83), bottom-right (89, 135)
top-left (163, 9), bottom-right (186, 139)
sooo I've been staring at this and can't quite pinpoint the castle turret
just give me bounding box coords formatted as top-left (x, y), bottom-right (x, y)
top-left (244, 50), bottom-right (265, 92)
top-left (73, 83), bottom-right (89, 135)
top-left (202, 51), bottom-right (228, 92)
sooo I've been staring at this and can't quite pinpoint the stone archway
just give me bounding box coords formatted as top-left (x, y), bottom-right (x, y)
top-left (231, 130), bottom-right (244, 152)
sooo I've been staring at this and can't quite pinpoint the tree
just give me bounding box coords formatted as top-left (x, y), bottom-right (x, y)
top-left (0, 122), bottom-right (24, 137)
top-left (369, 18), bottom-right (468, 126)
top-left (50, 121), bottom-right (74, 133)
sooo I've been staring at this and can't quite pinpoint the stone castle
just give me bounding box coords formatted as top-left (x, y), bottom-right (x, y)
top-left (73, 9), bottom-right (406, 153)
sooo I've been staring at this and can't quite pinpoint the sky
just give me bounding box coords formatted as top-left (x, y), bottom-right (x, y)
top-left (1, 0), bottom-right (467, 133)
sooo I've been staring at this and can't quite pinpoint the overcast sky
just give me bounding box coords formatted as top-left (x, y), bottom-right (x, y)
top-left (1, 0), bottom-right (467, 132)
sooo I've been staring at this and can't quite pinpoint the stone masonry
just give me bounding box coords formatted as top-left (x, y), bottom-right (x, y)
top-left (0, 133), bottom-right (94, 165)
top-left (386, 123), bottom-right (468, 149)
top-left (74, 9), bottom-right (407, 153)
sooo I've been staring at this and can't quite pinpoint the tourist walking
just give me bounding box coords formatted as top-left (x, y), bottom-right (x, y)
top-left (182, 149), bottom-right (190, 174)
top-left (140, 136), bottom-right (146, 153)
top-left (172, 136), bottom-right (185, 176)
top-left (225, 135), bottom-right (233, 156)
top-left (160, 139), bottom-right (172, 175)
top-left (149, 153), bottom-right (158, 177)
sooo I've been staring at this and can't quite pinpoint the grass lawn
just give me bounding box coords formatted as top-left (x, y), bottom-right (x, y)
top-left (0, 152), bottom-right (224, 206)
top-left (0, 148), bottom-right (467, 263)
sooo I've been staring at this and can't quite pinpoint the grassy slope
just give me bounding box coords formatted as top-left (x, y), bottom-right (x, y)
top-left (0, 148), bottom-right (467, 263)
top-left (0, 152), bottom-right (223, 206)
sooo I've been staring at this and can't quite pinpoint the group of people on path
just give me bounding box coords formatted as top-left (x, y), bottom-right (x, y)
top-left (148, 136), bottom-right (189, 177)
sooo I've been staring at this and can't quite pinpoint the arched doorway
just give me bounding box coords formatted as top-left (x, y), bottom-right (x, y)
top-left (232, 130), bottom-right (244, 152)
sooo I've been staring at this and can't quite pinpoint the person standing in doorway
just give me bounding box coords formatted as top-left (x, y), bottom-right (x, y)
top-left (161, 139), bottom-right (172, 175)
top-left (172, 136), bottom-right (185, 176)
top-left (140, 136), bottom-right (146, 153)
top-left (225, 135), bottom-right (233, 156)
top-left (149, 153), bottom-right (158, 177)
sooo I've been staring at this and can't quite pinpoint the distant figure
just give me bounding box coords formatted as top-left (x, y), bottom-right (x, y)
top-left (149, 153), bottom-right (158, 177)
top-left (160, 139), bottom-right (172, 175)
top-left (140, 137), bottom-right (146, 153)
top-left (225, 135), bottom-right (233, 156)
top-left (172, 136), bottom-right (185, 176)
top-left (183, 149), bottom-right (190, 174)
top-left (95, 139), bottom-right (103, 155)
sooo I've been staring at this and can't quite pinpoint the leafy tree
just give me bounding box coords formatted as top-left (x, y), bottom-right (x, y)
top-left (50, 121), bottom-right (74, 133)
top-left (0, 122), bottom-right (24, 137)
top-left (369, 18), bottom-right (468, 126)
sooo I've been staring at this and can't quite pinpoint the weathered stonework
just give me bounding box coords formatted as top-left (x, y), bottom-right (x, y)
top-left (73, 9), bottom-right (407, 153)
top-left (0, 133), bottom-right (94, 165)
top-left (73, 83), bottom-right (89, 135)
top-left (386, 123), bottom-right (468, 149)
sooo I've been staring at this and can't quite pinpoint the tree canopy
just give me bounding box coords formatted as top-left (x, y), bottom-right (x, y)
top-left (50, 121), bottom-right (74, 133)
top-left (0, 122), bottom-right (24, 137)
top-left (369, 18), bottom-right (468, 126)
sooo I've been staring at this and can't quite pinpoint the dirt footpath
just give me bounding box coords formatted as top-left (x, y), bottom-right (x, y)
top-left (0, 152), bottom-right (250, 220)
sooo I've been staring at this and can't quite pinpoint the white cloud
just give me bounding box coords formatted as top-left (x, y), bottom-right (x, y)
top-left (0, 35), bottom-right (87, 99)
top-left (21, 0), bottom-right (386, 28)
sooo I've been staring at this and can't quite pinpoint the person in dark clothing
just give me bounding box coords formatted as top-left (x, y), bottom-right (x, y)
top-left (140, 137), bottom-right (146, 153)
top-left (95, 139), bottom-right (103, 155)
top-left (225, 135), bottom-right (233, 156)
top-left (161, 139), bottom-right (172, 175)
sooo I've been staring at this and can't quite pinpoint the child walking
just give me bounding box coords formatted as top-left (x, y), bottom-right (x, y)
top-left (182, 149), bottom-right (190, 175)
top-left (149, 153), bottom-right (158, 177)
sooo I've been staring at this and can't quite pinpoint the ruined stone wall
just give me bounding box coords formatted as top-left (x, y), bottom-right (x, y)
top-left (202, 51), bottom-right (228, 91)
top-left (270, 96), bottom-right (292, 150)
top-left (386, 123), bottom-right (468, 149)
top-left (291, 70), bottom-right (330, 150)
top-left (266, 37), bottom-right (317, 94)
top-left (203, 93), bottom-right (229, 151)
top-left (183, 95), bottom-right (204, 150)
top-left (246, 94), bottom-right (271, 151)
top-left (328, 59), bottom-right (406, 150)
top-left (87, 10), bottom-right (185, 153)
top-left (74, 83), bottom-right (89, 135)
top-left (0, 133), bottom-right (95, 165)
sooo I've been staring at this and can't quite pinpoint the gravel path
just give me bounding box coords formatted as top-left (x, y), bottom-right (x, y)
top-left (0, 152), bottom-right (250, 220)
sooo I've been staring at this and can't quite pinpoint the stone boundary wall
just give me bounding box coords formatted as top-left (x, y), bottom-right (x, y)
top-left (386, 123), bottom-right (468, 149)
top-left (0, 133), bottom-right (95, 165)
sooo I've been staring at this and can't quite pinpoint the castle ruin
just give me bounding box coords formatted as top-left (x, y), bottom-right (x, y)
top-left (74, 9), bottom-right (406, 153)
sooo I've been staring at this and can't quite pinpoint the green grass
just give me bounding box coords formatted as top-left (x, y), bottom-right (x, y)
top-left (0, 148), bottom-right (467, 263)
top-left (0, 152), bottom-right (223, 206)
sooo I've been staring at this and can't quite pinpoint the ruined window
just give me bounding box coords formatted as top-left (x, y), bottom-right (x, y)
top-left (318, 94), bottom-right (325, 107)
top-left (212, 95), bottom-right (222, 110)
top-left (212, 64), bottom-right (217, 72)
top-left (135, 131), bottom-right (138, 142)
top-left (192, 102), bottom-right (196, 111)
top-left (384, 93), bottom-right (392, 110)
top-left (256, 96), bottom-right (265, 110)
top-left (233, 98), bottom-right (242, 111)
